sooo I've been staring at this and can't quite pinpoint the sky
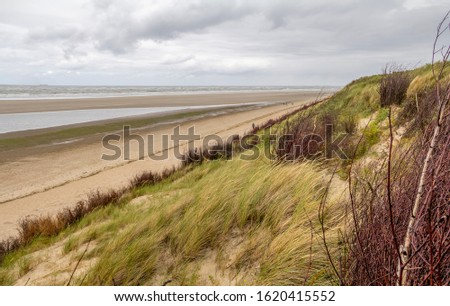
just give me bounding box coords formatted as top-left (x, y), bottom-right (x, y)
top-left (0, 0), bottom-right (449, 86)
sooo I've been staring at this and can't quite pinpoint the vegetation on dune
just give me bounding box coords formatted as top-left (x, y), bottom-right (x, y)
top-left (87, 159), bottom-right (343, 285)
top-left (274, 73), bottom-right (384, 164)
top-left (0, 158), bottom-right (343, 285)
top-left (264, 51), bottom-right (450, 285)
top-left (343, 25), bottom-right (450, 284)
top-left (0, 166), bottom-right (183, 265)
top-left (274, 62), bottom-right (449, 167)
top-left (346, 112), bottom-right (450, 285)
top-left (379, 65), bottom-right (411, 107)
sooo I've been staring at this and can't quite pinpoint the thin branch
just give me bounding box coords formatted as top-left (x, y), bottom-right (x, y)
top-left (318, 161), bottom-right (345, 285)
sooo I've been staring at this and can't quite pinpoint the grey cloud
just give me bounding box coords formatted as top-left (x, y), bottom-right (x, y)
top-left (257, 0), bottom-right (443, 54)
top-left (17, 1), bottom-right (450, 58)
top-left (0, 0), bottom-right (449, 85)
top-left (92, 0), bottom-right (254, 53)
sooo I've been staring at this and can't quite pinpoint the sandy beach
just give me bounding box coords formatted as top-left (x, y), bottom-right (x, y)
top-left (0, 90), bottom-right (323, 240)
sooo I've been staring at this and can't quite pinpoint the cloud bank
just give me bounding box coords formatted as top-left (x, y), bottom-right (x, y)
top-left (0, 0), bottom-right (448, 85)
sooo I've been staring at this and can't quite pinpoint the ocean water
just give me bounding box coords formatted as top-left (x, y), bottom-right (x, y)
top-left (0, 85), bottom-right (335, 100)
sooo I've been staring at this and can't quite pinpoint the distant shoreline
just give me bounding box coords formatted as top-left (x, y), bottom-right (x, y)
top-left (0, 85), bottom-right (340, 101)
top-left (0, 88), bottom-right (334, 101)
top-left (0, 89), bottom-right (327, 114)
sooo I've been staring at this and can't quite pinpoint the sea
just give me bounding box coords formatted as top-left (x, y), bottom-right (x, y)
top-left (0, 85), bottom-right (334, 100)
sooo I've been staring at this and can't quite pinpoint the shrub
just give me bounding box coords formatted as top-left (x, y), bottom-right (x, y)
top-left (345, 107), bottom-right (450, 285)
top-left (379, 65), bottom-right (411, 107)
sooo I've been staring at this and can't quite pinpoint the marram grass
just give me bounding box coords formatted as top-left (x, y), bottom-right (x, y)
top-left (0, 157), bottom-right (343, 285)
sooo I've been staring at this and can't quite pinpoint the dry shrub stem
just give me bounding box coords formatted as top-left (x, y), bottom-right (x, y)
top-left (318, 162), bottom-right (345, 285)
top-left (387, 107), bottom-right (404, 285)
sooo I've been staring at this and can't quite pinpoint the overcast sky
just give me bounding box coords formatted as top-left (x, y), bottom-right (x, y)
top-left (0, 0), bottom-right (448, 86)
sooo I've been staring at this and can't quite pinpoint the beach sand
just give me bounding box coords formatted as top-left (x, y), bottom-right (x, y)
top-left (0, 90), bottom-right (324, 240)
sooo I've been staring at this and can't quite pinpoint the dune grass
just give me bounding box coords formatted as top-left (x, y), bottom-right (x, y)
top-left (0, 155), bottom-right (344, 285)
top-left (85, 157), bottom-right (343, 285)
